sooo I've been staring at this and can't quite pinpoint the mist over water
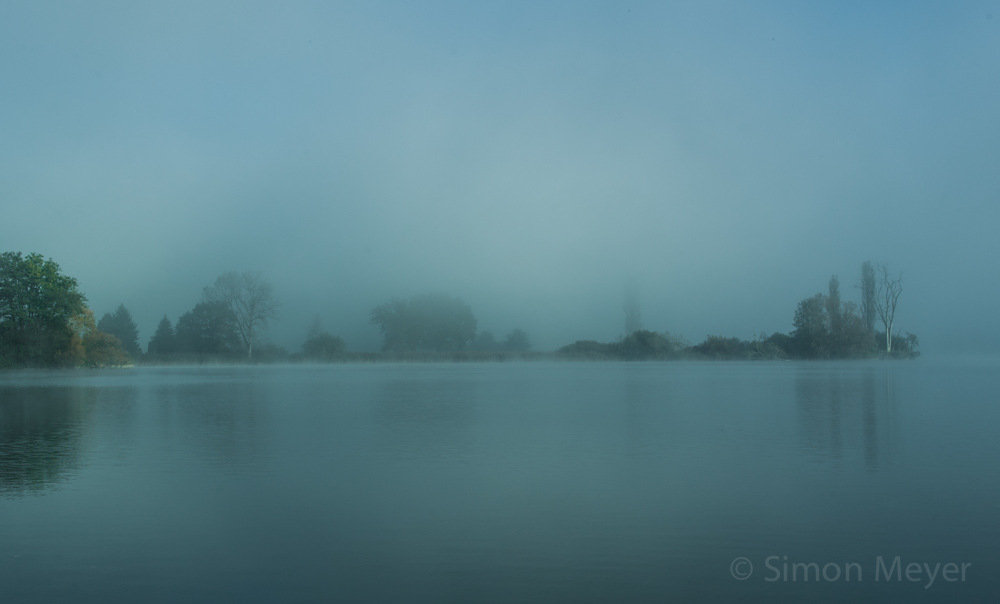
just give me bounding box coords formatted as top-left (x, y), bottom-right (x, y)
top-left (2, 361), bottom-right (998, 602)
top-left (2, 2), bottom-right (999, 353)
top-left (3, 3), bottom-right (999, 602)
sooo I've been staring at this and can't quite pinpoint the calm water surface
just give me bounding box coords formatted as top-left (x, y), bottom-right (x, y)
top-left (1, 361), bottom-right (998, 602)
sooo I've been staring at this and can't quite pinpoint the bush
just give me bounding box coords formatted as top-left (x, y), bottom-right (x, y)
top-left (302, 333), bottom-right (345, 361)
top-left (690, 335), bottom-right (747, 360)
top-left (557, 340), bottom-right (619, 359)
top-left (619, 330), bottom-right (684, 360)
top-left (83, 331), bottom-right (132, 367)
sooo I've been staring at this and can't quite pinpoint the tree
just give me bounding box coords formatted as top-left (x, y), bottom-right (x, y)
top-left (302, 333), bottom-right (345, 360)
top-left (97, 304), bottom-right (141, 358)
top-left (826, 276), bottom-right (842, 343)
top-left (792, 294), bottom-right (830, 358)
top-left (83, 331), bottom-right (132, 367)
top-left (618, 330), bottom-right (685, 360)
top-left (874, 262), bottom-right (903, 353)
top-left (147, 315), bottom-right (176, 355)
top-left (301, 317), bottom-right (345, 361)
top-left (175, 301), bottom-right (241, 356)
top-left (203, 271), bottom-right (279, 359)
top-left (747, 332), bottom-right (788, 360)
top-left (0, 252), bottom-right (87, 367)
top-left (836, 301), bottom-right (874, 358)
top-left (691, 335), bottom-right (748, 359)
top-left (859, 261), bottom-right (877, 334)
top-left (369, 293), bottom-right (477, 352)
top-left (502, 328), bottom-right (532, 352)
top-left (891, 332), bottom-right (920, 358)
top-left (791, 287), bottom-right (876, 359)
top-left (824, 275), bottom-right (873, 357)
top-left (65, 308), bottom-right (130, 367)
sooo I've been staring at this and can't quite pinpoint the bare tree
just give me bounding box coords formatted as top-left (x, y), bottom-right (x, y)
top-left (203, 271), bottom-right (279, 359)
top-left (874, 262), bottom-right (902, 353)
top-left (858, 261), bottom-right (877, 334)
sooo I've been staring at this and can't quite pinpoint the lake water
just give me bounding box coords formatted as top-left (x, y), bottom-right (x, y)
top-left (1, 360), bottom-right (998, 602)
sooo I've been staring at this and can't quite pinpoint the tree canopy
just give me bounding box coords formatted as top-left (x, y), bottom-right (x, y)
top-left (97, 304), bottom-right (141, 357)
top-left (788, 271), bottom-right (912, 359)
top-left (298, 317), bottom-right (346, 361)
top-left (502, 328), bottom-right (532, 352)
top-left (78, 309), bottom-right (132, 368)
top-left (370, 293), bottom-right (477, 352)
top-left (559, 330), bottom-right (685, 360)
top-left (147, 315), bottom-right (176, 355)
top-left (203, 271), bottom-right (278, 358)
top-left (0, 252), bottom-right (87, 367)
top-left (175, 301), bottom-right (241, 356)
top-left (302, 332), bottom-right (346, 360)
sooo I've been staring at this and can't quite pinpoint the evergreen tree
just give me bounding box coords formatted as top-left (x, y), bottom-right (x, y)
top-left (97, 304), bottom-right (141, 357)
top-left (175, 301), bottom-right (240, 355)
top-left (147, 315), bottom-right (176, 355)
top-left (859, 261), bottom-right (877, 334)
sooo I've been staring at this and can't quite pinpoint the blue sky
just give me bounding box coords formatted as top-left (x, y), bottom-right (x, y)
top-left (2, 1), bottom-right (998, 352)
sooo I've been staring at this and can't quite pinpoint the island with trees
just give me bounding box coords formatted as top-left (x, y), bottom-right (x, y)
top-left (0, 250), bottom-right (918, 370)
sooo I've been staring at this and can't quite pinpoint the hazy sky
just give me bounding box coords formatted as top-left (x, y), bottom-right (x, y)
top-left (2, 1), bottom-right (998, 353)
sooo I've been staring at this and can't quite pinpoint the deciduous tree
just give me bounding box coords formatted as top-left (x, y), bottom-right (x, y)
top-left (301, 317), bottom-right (345, 361)
top-left (0, 252), bottom-right (87, 367)
top-left (67, 308), bottom-right (130, 367)
top-left (503, 328), bottom-right (532, 352)
top-left (792, 294), bottom-right (829, 358)
top-left (370, 293), bottom-right (477, 352)
top-left (874, 262), bottom-right (903, 353)
top-left (203, 271), bottom-right (279, 359)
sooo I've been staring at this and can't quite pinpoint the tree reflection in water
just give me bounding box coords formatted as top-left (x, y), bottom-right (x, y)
top-left (0, 386), bottom-right (96, 496)
top-left (795, 365), bottom-right (896, 470)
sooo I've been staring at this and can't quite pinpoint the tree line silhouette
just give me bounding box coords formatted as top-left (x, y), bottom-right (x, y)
top-left (0, 251), bottom-right (916, 369)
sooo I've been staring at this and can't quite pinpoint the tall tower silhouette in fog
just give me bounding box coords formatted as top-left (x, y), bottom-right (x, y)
top-left (624, 284), bottom-right (641, 336)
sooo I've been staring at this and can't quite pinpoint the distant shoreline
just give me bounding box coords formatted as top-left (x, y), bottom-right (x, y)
top-left (1, 355), bottom-right (924, 372)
